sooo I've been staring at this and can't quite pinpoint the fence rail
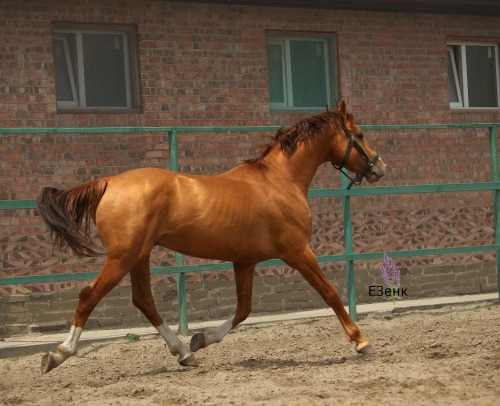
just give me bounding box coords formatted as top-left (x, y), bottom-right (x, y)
top-left (1, 123), bottom-right (499, 334)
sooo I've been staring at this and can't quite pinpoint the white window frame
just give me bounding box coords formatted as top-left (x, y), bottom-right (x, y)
top-left (447, 42), bottom-right (500, 109)
top-left (267, 36), bottom-right (335, 111)
top-left (447, 46), bottom-right (463, 109)
top-left (53, 35), bottom-right (79, 108)
top-left (53, 27), bottom-right (134, 110)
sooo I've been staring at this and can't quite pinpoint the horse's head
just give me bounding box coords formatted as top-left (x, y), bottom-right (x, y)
top-left (330, 99), bottom-right (386, 189)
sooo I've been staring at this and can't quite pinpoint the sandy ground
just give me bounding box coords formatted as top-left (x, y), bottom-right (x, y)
top-left (1, 303), bottom-right (499, 406)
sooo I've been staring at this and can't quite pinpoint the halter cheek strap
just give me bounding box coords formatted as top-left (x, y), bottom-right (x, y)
top-left (332, 120), bottom-right (380, 190)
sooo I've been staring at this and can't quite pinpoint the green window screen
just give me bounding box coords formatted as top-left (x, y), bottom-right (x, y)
top-left (290, 40), bottom-right (328, 108)
top-left (83, 34), bottom-right (128, 107)
top-left (267, 43), bottom-right (285, 104)
top-left (466, 45), bottom-right (498, 108)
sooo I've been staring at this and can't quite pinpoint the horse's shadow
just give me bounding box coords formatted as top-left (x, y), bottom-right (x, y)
top-left (232, 356), bottom-right (348, 369)
top-left (140, 353), bottom-right (376, 376)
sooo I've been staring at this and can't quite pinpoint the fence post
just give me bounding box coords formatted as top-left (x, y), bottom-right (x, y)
top-left (168, 129), bottom-right (189, 335)
top-left (489, 126), bottom-right (500, 304)
top-left (341, 176), bottom-right (357, 320)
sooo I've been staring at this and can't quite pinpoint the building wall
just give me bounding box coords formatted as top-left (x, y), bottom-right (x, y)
top-left (1, 0), bottom-right (499, 336)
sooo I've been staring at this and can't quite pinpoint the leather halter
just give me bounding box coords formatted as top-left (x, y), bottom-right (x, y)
top-left (332, 120), bottom-right (380, 190)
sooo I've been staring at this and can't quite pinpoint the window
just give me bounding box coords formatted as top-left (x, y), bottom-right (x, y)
top-left (266, 36), bottom-right (337, 110)
top-left (53, 24), bottom-right (140, 111)
top-left (447, 43), bottom-right (500, 109)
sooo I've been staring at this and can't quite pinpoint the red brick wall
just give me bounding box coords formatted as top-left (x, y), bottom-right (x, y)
top-left (1, 0), bottom-right (499, 335)
top-left (1, 0), bottom-right (499, 128)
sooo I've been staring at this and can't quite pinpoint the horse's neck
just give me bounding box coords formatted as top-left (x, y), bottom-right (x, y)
top-left (263, 136), bottom-right (331, 196)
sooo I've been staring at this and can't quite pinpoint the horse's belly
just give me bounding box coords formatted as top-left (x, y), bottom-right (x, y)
top-left (157, 225), bottom-right (273, 263)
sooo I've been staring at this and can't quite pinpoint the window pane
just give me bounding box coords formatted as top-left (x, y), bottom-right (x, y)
top-left (267, 43), bottom-right (285, 104)
top-left (447, 51), bottom-right (460, 103)
top-left (290, 40), bottom-right (328, 108)
top-left (82, 33), bottom-right (128, 107)
top-left (466, 45), bottom-right (498, 107)
top-left (53, 38), bottom-right (76, 102)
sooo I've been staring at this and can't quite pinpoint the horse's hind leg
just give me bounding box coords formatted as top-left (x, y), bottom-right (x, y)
top-left (190, 262), bottom-right (255, 352)
top-left (130, 257), bottom-right (197, 367)
top-left (41, 257), bottom-right (130, 373)
top-left (284, 246), bottom-right (375, 355)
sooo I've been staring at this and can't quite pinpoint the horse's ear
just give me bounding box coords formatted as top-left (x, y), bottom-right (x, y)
top-left (337, 98), bottom-right (348, 115)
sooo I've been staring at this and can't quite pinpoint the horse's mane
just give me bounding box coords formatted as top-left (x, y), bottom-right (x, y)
top-left (244, 110), bottom-right (346, 165)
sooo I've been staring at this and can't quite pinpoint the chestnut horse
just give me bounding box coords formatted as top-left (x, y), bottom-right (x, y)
top-left (36, 100), bottom-right (386, 373)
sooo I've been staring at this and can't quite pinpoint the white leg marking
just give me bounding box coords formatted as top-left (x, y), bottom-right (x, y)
top-left (58, 325), bottom-right (82, 355)
top-left (156, 323), bottom-right (196, 365)
top-left (41, 326), bottom-right (83, 373)
top-left (205, 315), bottom-right (235, 346)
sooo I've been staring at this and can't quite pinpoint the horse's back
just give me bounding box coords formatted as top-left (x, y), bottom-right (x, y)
top-left (94, 165), bottom-right (310, 262)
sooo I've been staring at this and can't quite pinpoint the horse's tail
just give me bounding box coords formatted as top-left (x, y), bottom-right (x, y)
top-left (36, 179), bottom-right (108, 258)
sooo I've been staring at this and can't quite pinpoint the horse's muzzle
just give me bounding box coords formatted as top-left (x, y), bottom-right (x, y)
top-left (366, 158), bottom-right (387, 183)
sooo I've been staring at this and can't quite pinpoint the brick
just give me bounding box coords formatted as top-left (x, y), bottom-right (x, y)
top-left (252, 284), bottom-right (273, 296)
top-left (29, 322), bottom-right (68, 334)
top-left (53, 291), bottom-right (79, 301)
top-left (2, 324), bottom-right (29, 336)
top-left (262, 276), bottom-right (282, 286)
top-left (50, 300), bottom-right (79, 312)
top-left (217, 288), bottom-right (237, 299)
top-left (118, 286), bottom-right (133, 297)
top-left (454, 272), bottom-right (478, 281)
top-left (260, 293), bottom-right (285, 304)
top-left (1, 294), bottom-right (30, 304)
top-left (99, 318), bottom-right (122, 328)
top-left (5, 312), bottom-right (33, 324)
top-left (161, 291), bottom-right (180, 302)
top-left (252, 302), bottom-right (284, 313)
top-left (122, 315), bottom-right (144, 325)
top-left (191, 297), bottom-right (218, 310)
top-left (208, 307), bottom-right (233, 319)
top-left (284, 301), bottom-right (321, 311)
top-left (273, 281), bottom-right (312, 294)
top-left (32, 311), bottom-right (72, 323)
top-left (480, 283), bottom-right (498, 293)
top-left (114, 306), bottom-right (140, 318)
top-left (102, 297), bottom-right (131, 308)
top-left (203, 280), bottom-right (233, 291)
top-left (283, 291), bottom-right (311, 303)
top-left (186, 309), bottom-right (209, 321)
top-left (1, 303), bottom-right (25, 313)
top-left (436, 273), bottom-right (456, 283)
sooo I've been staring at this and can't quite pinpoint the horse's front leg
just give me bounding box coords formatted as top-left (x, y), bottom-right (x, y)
top-left (284, 246), bottom-right (375, 355)
top-left (190, 262), bottom-right (255, 352)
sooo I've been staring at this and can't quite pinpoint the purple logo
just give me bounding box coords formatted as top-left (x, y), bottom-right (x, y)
top-left (369, 253), bottom-right (407, 303)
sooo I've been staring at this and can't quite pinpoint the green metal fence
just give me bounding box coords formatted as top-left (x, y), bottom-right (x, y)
top-left (1, 123), bottom-right (499, 334)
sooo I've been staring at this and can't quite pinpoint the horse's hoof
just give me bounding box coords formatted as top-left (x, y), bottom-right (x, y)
top-left (357, 343), bottom-right (376, 355)
top-left (179, 353), bottom-right (198, 367)
top-left (41, 352), bottom-right (56, 374)
top-left (190, 332), bottom-right (206, 352)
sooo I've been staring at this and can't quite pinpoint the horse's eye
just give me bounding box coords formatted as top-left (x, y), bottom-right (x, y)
top-left (357, 133), bottom-right (364, 140)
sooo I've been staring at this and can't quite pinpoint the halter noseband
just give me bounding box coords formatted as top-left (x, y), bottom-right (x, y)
top-left (332, 120), bottom-right (380, 190)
